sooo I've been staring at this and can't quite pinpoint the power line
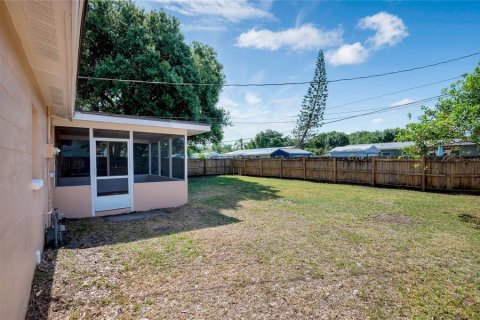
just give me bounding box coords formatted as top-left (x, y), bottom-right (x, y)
top-left (206, 96), bottom-right (438, 125)
top-left (79, 74), bottom-right (460, 123)
top-left (325, 76), bottom-right (461, 110)
top-left (78, 52), bottom-right (479, 87)
top-left (221, 95), bottom-right (441, 143)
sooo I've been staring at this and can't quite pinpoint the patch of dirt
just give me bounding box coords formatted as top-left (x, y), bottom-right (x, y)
top-left (459, 213), bottom-right (480, 229)
top-left (276, 199), bottom-right (298, 206)
top-left (370, 213), bottom-right (418, 226)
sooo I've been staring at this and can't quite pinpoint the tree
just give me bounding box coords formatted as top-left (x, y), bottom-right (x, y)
top-left (397, 63), bottom-right (480, 156)
top-left (77, 0), bottom-right (229, 144)
top-left (307, 131), bottom-right (349, 155)
top-left (293, 51), bottom-right (328, 148)
top-left (249, 130), bottom-right (290, 149)
top-left (234, 138), bottom-right (245, 150)
top-left (211, 143), bottom-right (233, 154)
top-left (382, 128), bottom-right (401, 143)
top-left (349, 131), bottom-right (383, 144)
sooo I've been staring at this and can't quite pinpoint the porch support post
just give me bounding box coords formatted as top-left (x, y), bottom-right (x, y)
top-left (106, 141), bottom-right (110, 176)
top-left (128, 131), bottom-right (134, 211)
top-left (89, 128), bottom-right (96, 217)
top-left (169, 138), bottom-right (173, 178)
top-left (158, 141), bottom-right (161, 176)
top-left (184, 134), bottom-right (188, 182)
top-left (148, 143), bottom-right (152, 175)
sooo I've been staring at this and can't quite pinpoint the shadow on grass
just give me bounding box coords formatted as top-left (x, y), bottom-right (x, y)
top-left (26, 175), bottom-right (279, 319)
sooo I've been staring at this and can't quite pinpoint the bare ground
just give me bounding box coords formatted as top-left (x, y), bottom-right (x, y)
top-left (27, 176), bottom-right (480, 319)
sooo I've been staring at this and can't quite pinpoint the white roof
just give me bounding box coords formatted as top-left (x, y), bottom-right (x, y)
top-left (220, 147), bottom-right (313, 158)
top-left (330, 144), bottom-right (380, 153)
top-left (373, 142), bottom-right (414, 150)
top-left (71, 111), bottom-right (211, 136)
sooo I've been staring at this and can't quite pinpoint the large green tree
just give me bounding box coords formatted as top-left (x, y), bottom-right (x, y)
top-left (293, 51), bottom-right (328, 148)
top-left (77, 0), bottom-right (228, 144)
top-left (246, 130), bottom-right (291, 149)
top-left (307, 131), bottom-right (349, 155)
top-left (397, 63), bottom-right (480, 155)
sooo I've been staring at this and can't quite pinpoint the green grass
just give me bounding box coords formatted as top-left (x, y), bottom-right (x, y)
top-left (28, 176), bottom-right (480, 319)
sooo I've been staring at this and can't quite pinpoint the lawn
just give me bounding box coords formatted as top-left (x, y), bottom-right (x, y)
top-left (28, 176), bottom-right (480, 319)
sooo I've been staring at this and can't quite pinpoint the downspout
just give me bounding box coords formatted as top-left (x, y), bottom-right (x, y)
top-left (47, 105), bottom-right (53, 217)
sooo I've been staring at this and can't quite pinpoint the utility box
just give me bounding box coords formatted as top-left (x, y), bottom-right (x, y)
top-left (45, 144), bottom-right (54, 158)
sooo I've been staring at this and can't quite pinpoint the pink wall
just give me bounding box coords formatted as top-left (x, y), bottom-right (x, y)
top-left (0, 4), bottom-right (50, 319)
top-left (134, 181), bottom-right (188, 212)
top-left (53, 186), bottom-right (92, 218)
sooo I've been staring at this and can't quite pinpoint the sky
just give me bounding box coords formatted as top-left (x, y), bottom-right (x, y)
top-left (137, 0), bottom-right (480, 144)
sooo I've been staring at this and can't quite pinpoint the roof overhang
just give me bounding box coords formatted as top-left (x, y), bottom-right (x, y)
top-left (4, 0), bottom-right (86, 118)
top-left (52, 111), bottom-right (210, 136)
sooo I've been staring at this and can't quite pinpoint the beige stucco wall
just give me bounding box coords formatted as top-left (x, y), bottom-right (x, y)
top-left (134, 181), bottom-right (188, 212)
top-left (0, 3), bottom-right (51, 319)
top-left (53, 186), bottom-right (92, 218)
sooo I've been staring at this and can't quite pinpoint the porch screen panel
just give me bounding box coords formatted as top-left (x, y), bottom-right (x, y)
top-left (160, 139), bottom-right (170, 177)
top-left (172, 137), bottom-right (185, 180)
top-left (55, 127), bottom-right (90, 186)
top-left (96, 141), bottom-right (128, 177)
top-left (151, 143), bottom-right (159, 175)
top-left (134, 143), bottom-right (149, 174)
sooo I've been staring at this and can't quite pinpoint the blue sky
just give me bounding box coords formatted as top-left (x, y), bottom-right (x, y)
top-left (138, 0), bottom-right (480, 143)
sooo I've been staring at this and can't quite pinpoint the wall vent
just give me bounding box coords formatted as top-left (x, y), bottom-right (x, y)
top-left (49, 86), bottom-right (64, 106)
top-left (23, 0), bottom-right (59, 61)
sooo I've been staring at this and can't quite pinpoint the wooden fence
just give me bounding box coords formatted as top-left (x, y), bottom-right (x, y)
top-left (188, 158), bottom-right (480, 192)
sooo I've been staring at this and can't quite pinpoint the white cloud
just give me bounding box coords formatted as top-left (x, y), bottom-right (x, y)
top-left (249, 70), bottom-right (265, 83)
top-left (236, 24), bottom-right (343, 51)
top-left (245, 92), bottom-right (261, 105)
top-left (181, 24), bottom-right (227, 32)
top-left (218, 95), bottom-right (240, 108)
top-left (371, 118), bottom-right (386, 124)
top-left (389, 98), bottom-right (416, 108)
top-left (358, 12), bottom-right (409, 48)
top-left (155, 0), bottom-right (273, 22)
top-left (325, 42), bottom-right (370, 66)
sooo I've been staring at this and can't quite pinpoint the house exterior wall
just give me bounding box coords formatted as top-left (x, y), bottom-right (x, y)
top-left (53, 186), bottom-right (92, 218)
top-left (379, 149), bottom-right (402, 157)
top-left (459, 145), bottom-right (479, 156)
top-left (133, 181), bottom-right (188, 212)
top-left (0, 5), bottom-right (51, 319)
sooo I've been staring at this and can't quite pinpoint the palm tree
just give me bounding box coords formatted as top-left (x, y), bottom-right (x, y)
top-left (234, 138), bottom-right (244, 150)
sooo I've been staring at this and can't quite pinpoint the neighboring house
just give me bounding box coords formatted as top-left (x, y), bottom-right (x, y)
top-left (372, 142), bottom-right (414, 157)
top-left (329, 142), bottom-right (414, 158)
top-left (0, 2), bottom-right (209, 319)
top-left (329, 144), bottom-right (380, 158)
top-left (219, 147), bottom-right (314, 159)
top-left (436, 141), bottom-right (479, 157)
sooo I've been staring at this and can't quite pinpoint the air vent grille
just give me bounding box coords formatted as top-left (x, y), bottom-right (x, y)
top-left (50, 86), bottom-right (64, 106)
top-left (23, 0), bottom-right (59, 61)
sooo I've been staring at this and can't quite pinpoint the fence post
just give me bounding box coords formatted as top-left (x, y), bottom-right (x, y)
top-left (279, 158), bottom-right (283, 178)
top-left (260, 158), bottom-right (263, 177)
top-left (203, 159), bottom-right (206, 176)
top-left (223, 159), bottom-right (226, 175)
top-left (243, 158), bottom-right (246, 176)
top-left (215, 159), bottom-right (218, 175)
top-left (371, 157), bottom-right (376, 186)
top-left (303, 158), bottom-right (306, 180)
top-left (421, 157), bottom-right (426, 191)
top-left (333, 158), bottom-right (337, 183)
